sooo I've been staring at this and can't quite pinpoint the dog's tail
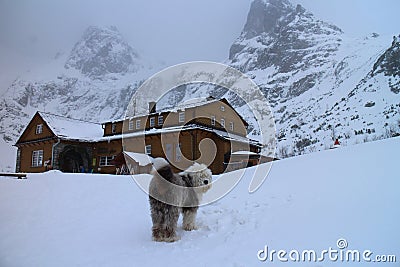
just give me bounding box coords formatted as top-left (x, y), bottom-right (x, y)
top-left (152, 158), bottom-right (174, 182)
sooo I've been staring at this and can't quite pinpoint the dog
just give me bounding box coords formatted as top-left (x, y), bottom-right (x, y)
top-left (149, 158), bottom-right (212, 242)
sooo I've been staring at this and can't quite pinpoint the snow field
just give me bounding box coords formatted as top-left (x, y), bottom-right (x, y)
top-left (1, 137), bottom-right (399, 266)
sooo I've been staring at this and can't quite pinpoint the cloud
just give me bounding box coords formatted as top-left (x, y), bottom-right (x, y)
top-left (0, 0), bottom-right (399, 67)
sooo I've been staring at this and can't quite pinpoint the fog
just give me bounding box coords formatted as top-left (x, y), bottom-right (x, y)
top-left (0, 0), bottom-right (399, 68)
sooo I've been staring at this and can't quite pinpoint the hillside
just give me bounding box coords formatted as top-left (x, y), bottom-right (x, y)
top-left (1, 137), bottom-right (399, 266)
top-left (227, 0), bottom-right (400, 156)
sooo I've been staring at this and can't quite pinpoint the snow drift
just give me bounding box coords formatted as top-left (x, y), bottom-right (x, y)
top-left (1, 137), bottom-right (399, 266)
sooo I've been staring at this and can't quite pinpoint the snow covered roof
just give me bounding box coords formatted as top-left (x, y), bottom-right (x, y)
top-left (123, 152), bottom-right (153, 166)
top-left (231, 151), bottom-right (258, 156)
top-left (39, 112), bottom-right (104, 142)
top-left (158, 97), bottom-right (218, 113)
top-left (33, 111), bottom-right (258, 146)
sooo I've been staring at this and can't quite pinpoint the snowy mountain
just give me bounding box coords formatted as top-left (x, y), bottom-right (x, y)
top-left (1, 137), bottom-right (399, 266)
top-left (64, 26), bottom-right (141, 79)
top-left (226, 0), bottom-right (400, 157)
top-left (1, 0), bottom-right (400, 171)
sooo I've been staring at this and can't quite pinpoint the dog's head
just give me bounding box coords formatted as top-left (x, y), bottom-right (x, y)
top-left (180, 162), bottom-right (212, 193)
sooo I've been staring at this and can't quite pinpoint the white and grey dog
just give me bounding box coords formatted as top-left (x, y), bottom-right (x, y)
top-left (149, 158), bottom-right (212, 242)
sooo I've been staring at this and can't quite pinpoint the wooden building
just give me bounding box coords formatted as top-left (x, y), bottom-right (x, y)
top-left (15, 97), bottom-right (263, 175)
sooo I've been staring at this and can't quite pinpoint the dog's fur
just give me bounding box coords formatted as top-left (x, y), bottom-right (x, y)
top-left (149, 158), bottom-right (212, 242)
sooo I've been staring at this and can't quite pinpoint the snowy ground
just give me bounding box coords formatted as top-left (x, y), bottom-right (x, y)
top-left (0, 139), bottom-right (16, 172)
top-left (1, 137), bottom-right (399, 267)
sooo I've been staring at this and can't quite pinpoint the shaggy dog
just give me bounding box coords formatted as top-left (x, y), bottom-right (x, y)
top-left (149, 158), bottom-right (212, 242)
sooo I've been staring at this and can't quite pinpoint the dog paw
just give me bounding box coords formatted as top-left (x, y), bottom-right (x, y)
top-left (152, 236), bottom-right (165, 242)
top-left (164, 235), bottom-right (181, 242)
top-left (183, 224), bottom-right (198, 231)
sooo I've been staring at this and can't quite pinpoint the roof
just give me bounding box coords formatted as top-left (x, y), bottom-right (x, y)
top-left (38, 112), bottom-right (104, 142)
top-left (157, 97), bottom-right (218, 113)
top-left (123, 152), bottom-right (153, 166)
top-left (231, 151), bottom-right (259, 156)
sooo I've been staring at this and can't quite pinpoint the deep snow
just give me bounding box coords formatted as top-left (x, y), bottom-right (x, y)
top-left (1, 137), bottom-right (399, 267)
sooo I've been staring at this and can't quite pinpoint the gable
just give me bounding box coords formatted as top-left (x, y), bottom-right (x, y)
top-left (15, 112), bottom-right (56, 145)
top-left (190, 98), bottom-right (249, 136)
top-left (219, 98), bottom-right (249, 127)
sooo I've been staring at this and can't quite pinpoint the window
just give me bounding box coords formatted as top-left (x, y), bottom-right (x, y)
top-left (99, 156), bottom-right (115, 166)
top-left (175, 143), bottom-right (182, 162)
top-left (158, 116), bottom-right (163, 126)
top-left (36, 124), bottom-right (43, 134)
top-left (111, 123), bottom-right (116, 134)
top-left (136, 120), bottom-right (141, 129)
top-left (230, 122), bottom-right (234, 131)
top-left (32, 150), bottom-right (43, 167)
top-left (128, 120), bottom-right (134, 130)
top-left (145, 145), bottom-right (152, 155)
top-left (211, 116), bottom-right (216, 126)
top-left (221, 118), bottom-right (225, 127)
top-left (149, 117), bottom-right (155, 127)
top-left (220, 106), bottom-right (225, 112)
top-left (179, 112), bottom-right (185, 123)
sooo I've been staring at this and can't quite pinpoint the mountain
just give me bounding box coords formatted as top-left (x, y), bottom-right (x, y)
top-left (1, 0), bottom-right (400, 171)
top-left (226, 0), bottom-right (400, 157)
top-left (155, 0), bottom-right (400, 157)
top-left (64, 26), bottom-right (141, 79)
top-left (0, 26), bottom-right (159, 157)
top-left (229, 0), bottom-right (343, 101)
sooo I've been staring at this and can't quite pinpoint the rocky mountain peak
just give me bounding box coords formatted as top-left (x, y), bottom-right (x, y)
top-left (229, 0), bottom-right (343, 99)
top-left (230, 0), bottom-right (343, 65)
top-left (65, 26), bottom-right (140, 79)
top-left (242, 0), bottom-right (294, 39)
top-left (372, 34), bottom-right (400, 94)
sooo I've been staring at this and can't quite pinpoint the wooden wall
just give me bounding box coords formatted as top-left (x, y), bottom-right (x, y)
top-left (17, 141), bottom-right (55, 173)
top-left (17, 112), bottom-right (54, 143)
top-left (102, 99), bottom-right (248, 138)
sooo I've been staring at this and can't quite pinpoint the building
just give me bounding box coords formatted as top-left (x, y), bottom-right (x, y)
top-left (15, 97), bottom-right (263, 174)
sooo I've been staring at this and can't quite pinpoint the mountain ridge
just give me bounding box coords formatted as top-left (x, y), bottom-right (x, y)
top-left (0, 0), bottom-right (399, 171)
top-left (226, 0), bottom-right (399, 157)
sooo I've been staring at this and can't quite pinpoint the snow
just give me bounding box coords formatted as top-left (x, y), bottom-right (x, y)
top-left (231, 150), bottom-right (258, 155)
top-left (0, 139), bottom-right (16, 172)
top-left (124, 152), bottom-right (153, 167)
top-left (158, 96), bottom-right (217, 113)
top-left (39, 112), bottom-right (104, 142)
top-left (1, 137), bottom-right (399, 266)
top-left (151, 157), bottom-right (169, 170)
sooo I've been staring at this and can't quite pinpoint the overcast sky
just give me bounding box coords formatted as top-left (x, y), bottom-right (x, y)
top-left (0, 0), bottom-right (399, 67)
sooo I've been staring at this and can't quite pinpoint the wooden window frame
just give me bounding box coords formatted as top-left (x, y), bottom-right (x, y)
top-left (35, 124), bottom-right (43, 135)
top-left (32, 150), bottom-right (43, 167)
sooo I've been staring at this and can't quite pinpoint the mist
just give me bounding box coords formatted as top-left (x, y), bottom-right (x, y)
top-left (0, 0), bottom-right (399, 73)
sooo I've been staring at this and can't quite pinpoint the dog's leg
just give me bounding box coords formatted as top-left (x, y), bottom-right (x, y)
top-left (152, 224), bottom-right (164, 242)
top-left (150, 197), bottom-right (167, 242)
top-left (163, 206), bottom-right (180, 242)
top-left (182, 207), bottom-right (199, 231)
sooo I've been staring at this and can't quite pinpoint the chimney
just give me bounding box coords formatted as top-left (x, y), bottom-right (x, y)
top-left (149, 102), bottom-right (156, 113)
